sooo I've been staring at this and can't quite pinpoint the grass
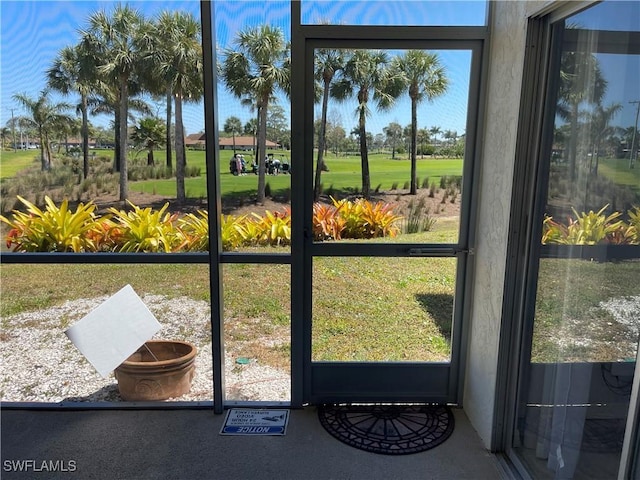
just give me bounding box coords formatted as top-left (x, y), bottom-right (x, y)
top-left (130, 150), bottom-right (462, 200)
top-left (0, 149), bottom-right (40, 178)
top-left (598, 157), bottom-right (640, 195)
top-left (532, 258), bottom-right (640, 363)
top-left (0, 147), bottom-right (462, 199)
top-left (0, 229), bottom-right (458, 370)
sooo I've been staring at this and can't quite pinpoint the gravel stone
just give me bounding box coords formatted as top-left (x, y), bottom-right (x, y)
top-left (1, 296), bottom-right (290, 403)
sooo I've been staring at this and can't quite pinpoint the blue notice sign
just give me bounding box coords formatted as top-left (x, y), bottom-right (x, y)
top-left (220, 409), bottom-right (289, 436)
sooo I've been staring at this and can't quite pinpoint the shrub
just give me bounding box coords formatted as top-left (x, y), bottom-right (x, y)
top-left (220, 214), bottom-right (248, 250)
top-left (1, 195), bottom-right (101, 252)
top-left (252, 208), bottom-right (291, 246)
top-left (178, 210), bottom-right (209, 251)
top-left (108, 202), bottom-right (180, 252)
top-left (332, 197), bottom-right (402, 239)
top-left (542, 204), bottom-right (639, 245)
top-left (312, 202), bottom-right (346, 241)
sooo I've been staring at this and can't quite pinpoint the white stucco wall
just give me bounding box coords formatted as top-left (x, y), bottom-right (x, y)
top-left (463, 0), bottom-right (540, 448)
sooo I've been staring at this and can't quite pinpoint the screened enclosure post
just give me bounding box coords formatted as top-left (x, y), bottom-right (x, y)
top-left (289, 0), bottom-right (305, 408)
top-left (200, 0), bottom-right (225, 414)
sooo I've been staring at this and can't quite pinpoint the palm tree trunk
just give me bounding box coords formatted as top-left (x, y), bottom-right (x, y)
top-left (314, 78), bottom-right (330, 201)
top-left (253, 109), bottom-right (259, 166)
top-left (113, 114), bottom-right (120, 172)
top-left (166, 87), bottom-right (173, 170)
top-left (410, 98), bottom-right (418, 195)
top-left (175, 94), bottom-right (186, 202)
top-left (359, 109), bottom-right (370, 198)
top-left (257, 100), bottom-right (268, 203)
top-left (39, 126), bottom-right (47, 171)
top-left (569, 103), bottom-right (578, 182)
top-left (119, 75), bottom-right (129, 201)
top-left (81, 96), bottom-right (89, 179)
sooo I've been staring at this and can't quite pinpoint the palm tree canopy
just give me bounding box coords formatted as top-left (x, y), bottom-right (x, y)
top-left (330, 50), bottom-right (402, 117)
top-left (47, 44), bottom-right (97, 99)
top-left (557, 51), bottom-right (607, 120)
top-left (392, 50), bottom-right (448, 104)
top-left (131, 117), bottom-right (166, 150)
top-left (82, 4), bottom-right (148, 82)
top-left (153, 11), bottom-right (203, 102)
top-left (13, 90), bottom-right (72, 129)
top-left (221, 24), bottom-right (290, 106)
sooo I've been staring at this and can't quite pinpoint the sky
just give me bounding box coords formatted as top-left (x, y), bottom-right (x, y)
top-left (1, 1), bottom-right (637, 140)
top-left (0, 0), bottom-right (490, 141)
top-left (567, 1), bottom-right (640, 130)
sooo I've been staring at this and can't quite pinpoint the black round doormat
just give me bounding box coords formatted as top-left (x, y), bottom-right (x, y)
top-left (317, 404), bottom-right (455, 455)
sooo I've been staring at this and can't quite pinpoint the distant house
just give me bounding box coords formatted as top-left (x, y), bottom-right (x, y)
top-left (185, 133), bottom-right (279, 151)
top-left (56, 137), bottom-right (99, 149)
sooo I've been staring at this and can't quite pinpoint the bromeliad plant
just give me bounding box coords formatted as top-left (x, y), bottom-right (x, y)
top-left (333, 197), bottom-right (402, 239)
top-left (1, 195), bottom-right (102, 252)
top-left (107, 202), bottom-right (180, 253)
top-left (1, 197), bottom-right (403, 252)
top-left (178, 210), bottom-right (210, 251)
top-left (542, 205), bottom-right (639, 245)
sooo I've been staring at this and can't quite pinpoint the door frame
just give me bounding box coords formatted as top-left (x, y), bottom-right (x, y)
top-left (290, 3), bottom-right (489, 405)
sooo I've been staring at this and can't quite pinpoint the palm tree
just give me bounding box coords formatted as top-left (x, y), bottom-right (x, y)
top-left (331, 50), bottom-right (402, 197)
top-left (586, 103), bottom-right (622, 175)
top-left (557, 50), bottom-right (607, 181)
top-left (47, 44), bottom-right (96, 179)
top-left (429, 125), bottom-right (442, 150)
top-left (0, 127), bottom-right (9, 149)
top-left (383, 122), bottom-right (403, 159)
top-left (393, 51), bottom-right (448, 195)
top-left (224, 116), bottom-right (243, 154)
top-left (152, 11), bottom-right (203, 203)
top-left (87, 83), bottom-right (151, 174)
top-left (131, 117), bottom-right (166, 166)
top-left (12, 90), bottom-right (71, 170)
top-left (82, 4), bottom-right (148, 201)
top-left (313, 48), bottom-right (345, 200)
top-left (221, 24), bottom-right (290, 203)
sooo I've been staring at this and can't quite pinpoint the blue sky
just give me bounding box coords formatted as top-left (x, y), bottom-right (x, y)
top-left (569, 1), bottom-right (640, 130)
top-left (1, 1), bottom-right (481, 138)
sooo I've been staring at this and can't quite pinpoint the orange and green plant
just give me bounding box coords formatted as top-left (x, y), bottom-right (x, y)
top-left (1, 197), bottom-right (404, 252)
top-left (542, 204), bottom-right (639, 245)
top-left (107, 202), bottom-right (180, 253)
top-left (1, 195), bottom-right (101, 252)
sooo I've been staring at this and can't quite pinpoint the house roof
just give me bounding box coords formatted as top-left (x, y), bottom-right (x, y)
top-left (185, 134), bottom-right (279, 148)
top-left (219, 136), bottom-right (278, 147)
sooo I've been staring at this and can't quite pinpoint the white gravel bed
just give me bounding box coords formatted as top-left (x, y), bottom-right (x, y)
top-left (1, 295), bottom-right (290, 403)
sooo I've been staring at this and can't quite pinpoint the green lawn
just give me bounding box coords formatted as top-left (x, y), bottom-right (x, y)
top-left (0, 230), bottom-right (457, 367)
top-left (0, 149), bottom-right (40, 178)
top-left (0, 147), bottom-right (463, 202)
top-left (132, 150), bottom-right (463, 199)
top-left (533, 258), bottom-right (640, 363)
top-left (598, 157), bottom-right (640, 194)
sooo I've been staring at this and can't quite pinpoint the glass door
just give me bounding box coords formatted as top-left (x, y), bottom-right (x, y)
top-left (509, 2), bottom-right (640, 477)
top-left (295, 36), bottom-right (484, 404)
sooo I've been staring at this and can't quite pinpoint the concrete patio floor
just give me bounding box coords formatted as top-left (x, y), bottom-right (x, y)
top-left (1, 406), bottom-right (507, 479)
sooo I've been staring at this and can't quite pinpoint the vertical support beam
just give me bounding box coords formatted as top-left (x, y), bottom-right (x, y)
top-left (200, 0), bottom-right (226, 414)
top-left (290, 0), bottom-right (305, 407)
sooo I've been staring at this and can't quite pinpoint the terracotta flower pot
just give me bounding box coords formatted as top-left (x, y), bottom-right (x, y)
top-left (115, 340), bottom-right (197, 401)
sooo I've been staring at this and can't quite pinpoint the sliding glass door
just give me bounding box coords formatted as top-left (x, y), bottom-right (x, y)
top-left (509, 2), bottom-right (640, 477)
